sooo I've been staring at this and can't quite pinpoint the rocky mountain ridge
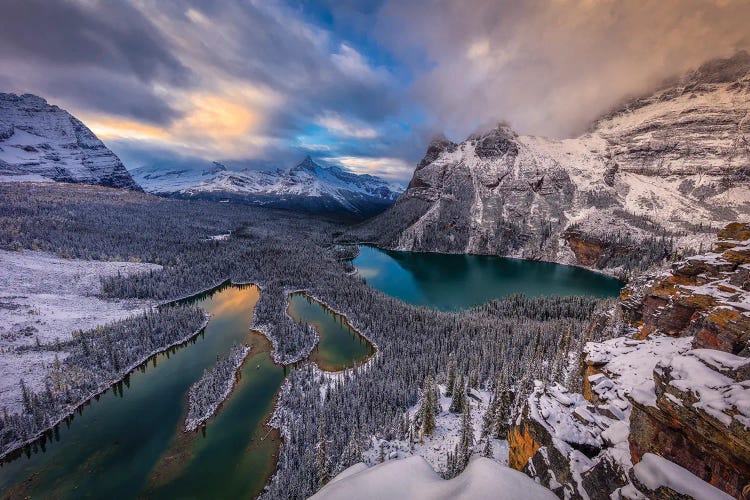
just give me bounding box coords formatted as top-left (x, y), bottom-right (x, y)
top-left (0, 93), bottom-right (140, 190)
top-left (132, 155), bottom-right (403, 219)
top-left (351, 51), bottom-right (750, 276)
top-left (509, 223), bottom-right (750, 499)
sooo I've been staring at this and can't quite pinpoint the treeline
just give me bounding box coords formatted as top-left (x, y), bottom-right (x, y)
top-left (0, 305), bottom-right (206, 458)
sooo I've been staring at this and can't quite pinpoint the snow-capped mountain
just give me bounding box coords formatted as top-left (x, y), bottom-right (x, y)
top-left (353, 51), bottom-right (750, 274)
top-left (132, 156), bottom-right (404, 218)
top-left (0, 93), bottom-right (140, 190)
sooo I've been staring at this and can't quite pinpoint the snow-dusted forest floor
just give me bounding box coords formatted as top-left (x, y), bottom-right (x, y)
top-left (362, 385), bottom-right (509, 472)
top-left (0, 249), bottom-right (159, 412)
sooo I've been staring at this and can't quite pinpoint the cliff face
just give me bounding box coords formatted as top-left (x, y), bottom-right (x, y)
top-left (353, 52), bottom-right (750, 275)
top-left (0, 93), bottom-right (141, 191)
top-left (509, 223), bottom-right (750, 499)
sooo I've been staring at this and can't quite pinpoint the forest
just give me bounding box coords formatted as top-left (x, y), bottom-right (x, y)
top-left (0, 183), bottom-right (617, 497)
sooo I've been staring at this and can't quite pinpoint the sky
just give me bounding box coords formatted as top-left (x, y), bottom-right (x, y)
top-left (1, 0), bottom-right (749, 182)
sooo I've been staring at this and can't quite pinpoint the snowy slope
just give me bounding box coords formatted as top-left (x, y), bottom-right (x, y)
top-left (354, 51), bottom-right (750, 270)
top-left (0, 93), bottom-right (141, 190)
top-left (311, 456), bottom-right (557, 500)
top-left (132, 156), bottom-right (404, 218)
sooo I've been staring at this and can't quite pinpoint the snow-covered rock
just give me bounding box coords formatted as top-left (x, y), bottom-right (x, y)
top-left (132, 156), bottom-right (404, 218)
top-left (354, 51), bottom-right (750, 273)
top-left (629, 453), bottom-right (733, 500)
top-left (311, 456), bottom-right (557, 500)
top-left (0, 93), bottom-right (141, 190)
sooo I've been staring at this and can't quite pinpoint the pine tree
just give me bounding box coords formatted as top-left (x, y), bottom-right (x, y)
top-left (482, 437), bottom-right (494, 458)
top-left (445, 363), bottom-right (456, 397)
top-left (481, 395), bottom-right (496, 438)
top-left (340, 434), bottom-right (362, 470)
top-left (493, 382), bottom-right (510, 440)
top-left (420, 375), bottom-right (436, 436)
top-left (315, 419), bottom-right (331, 488)
top-left (449, 375), bottom-right (465, 413)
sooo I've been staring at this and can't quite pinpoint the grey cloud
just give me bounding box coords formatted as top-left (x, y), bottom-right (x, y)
top-left (377, 0), bottom-right (750, 139)
top-left (0, 0), bottom-right (190, 125)
top-left (0, 0), bottom-right (188, 84)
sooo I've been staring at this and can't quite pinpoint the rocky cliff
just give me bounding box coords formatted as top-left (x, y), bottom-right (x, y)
top-left (509, 223), bottom-right (750, 499)
top-left (352, 52), bottom-right (750, 276)
top-left (0, 93), bottom-right (141, 191)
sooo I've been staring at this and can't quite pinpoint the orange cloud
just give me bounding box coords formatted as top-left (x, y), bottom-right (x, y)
top-left (175, 94), bottom-right (259, 141)
top-left (84, 116), bottom-right (169, 141)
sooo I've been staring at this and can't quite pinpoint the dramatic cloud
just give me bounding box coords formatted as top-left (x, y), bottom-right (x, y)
top-left (378, 0), bottom-right (750, 139)
top-left (1, 0), bottom-right (748, 181)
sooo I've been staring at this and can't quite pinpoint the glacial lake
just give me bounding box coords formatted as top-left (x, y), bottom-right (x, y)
top-left (352, 245), bottom-right (623, 310)
top-left (0, 284), bottom-right (373, 499)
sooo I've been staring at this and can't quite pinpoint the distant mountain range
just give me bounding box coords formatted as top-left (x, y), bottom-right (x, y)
top-left (352, 51), bottom-right (750, 274)
top-left (0, 92), bottom-right (403, 218)
top-left (0, 93), bottom-right (140, 190)
top-left (131, 156), bottom-right (404, 219)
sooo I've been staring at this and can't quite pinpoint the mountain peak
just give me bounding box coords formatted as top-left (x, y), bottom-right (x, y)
top-left (0, 92), bottom-right (141, 190)
top-left (291, 155), bottom-right (322, 174)
top-left (416, 135), bottom-right (457, 170)
top-left (688, 50), bottom-right (750, 84)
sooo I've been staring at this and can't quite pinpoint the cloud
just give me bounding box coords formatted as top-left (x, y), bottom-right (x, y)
top-left (316, 112), bottom-right (378, 138)
top-left (0, 0), bottom-right (190, 124)
top-left (378, 0), bottom-right (750, 139)
top-left (2, 0), bottom-right (747, 181)
top-left (324, 155), bottom-right (413, 181)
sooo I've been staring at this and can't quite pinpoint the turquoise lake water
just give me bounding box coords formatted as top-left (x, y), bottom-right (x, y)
top-left (352, 246), bottom-right (623, 310)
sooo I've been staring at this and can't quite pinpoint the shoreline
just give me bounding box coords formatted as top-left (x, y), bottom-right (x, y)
top-left (0, 314), bottom-right (211, 463)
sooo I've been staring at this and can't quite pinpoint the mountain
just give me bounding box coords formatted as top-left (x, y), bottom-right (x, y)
top-left (0, 93), bottom-right (140, 190)
top-left (352, 51), bottom-right (750, 275)
top-left (131, 156), bottom-right (404, 219)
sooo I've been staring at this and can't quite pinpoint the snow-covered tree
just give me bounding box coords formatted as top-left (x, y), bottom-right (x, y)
top-left (420, 375), bottom-right (436, 437)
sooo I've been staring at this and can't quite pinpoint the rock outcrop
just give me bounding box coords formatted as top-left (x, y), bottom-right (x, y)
top-left (0, 93), bottom-right (141, 191)
top-left (622, 222), bottom-right (750, 355)
top-left (510, 223), bottom-right (750, 498)
top-left (352, 52), bottom-right (750, 275)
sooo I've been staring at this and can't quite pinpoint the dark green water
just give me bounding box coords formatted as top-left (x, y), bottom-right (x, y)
top-left (287, 292), bottom-right (375, 371)
top-left (0, 284), bottom-right (373, 499)
top-left (353, 246), bottom-right (623, 310)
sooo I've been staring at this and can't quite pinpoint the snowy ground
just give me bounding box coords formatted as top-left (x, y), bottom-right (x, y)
top-left (362, 385), bottom-right (509, 473)
top-left (313, 455), bottom-right (556, 500)
top-left (0, 249), bottom-right (160, 413)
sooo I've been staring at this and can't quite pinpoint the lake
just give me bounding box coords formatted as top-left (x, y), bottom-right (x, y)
top-left (352, 245), bottom-right (623, 310)
top-left (0, 284), bottom-right (373, 499)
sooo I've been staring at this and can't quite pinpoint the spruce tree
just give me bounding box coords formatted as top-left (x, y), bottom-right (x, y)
top-left (481, 395), bottom-right (496, 438)
top-left (420, 375), bottom-right (436, 436)
top-left (445, 363), bottom-right (456, 397)
top-left (482, 437), bottom-right (494, 458)
top-left (492, 383), bottom-right (510, 440)
top-left (449, 375), bottom-right (465, 413)
top-left (315, 419), bottom-right (331, 488)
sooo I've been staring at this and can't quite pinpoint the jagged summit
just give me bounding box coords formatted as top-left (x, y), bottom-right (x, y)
top-left (291, 155), bottom-right (319, 174)
top-left (0, 92), bottom-right (141, 191)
